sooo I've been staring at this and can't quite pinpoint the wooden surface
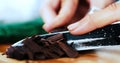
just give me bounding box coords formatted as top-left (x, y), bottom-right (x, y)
top-left (0, 44), bottom-right (120, 63)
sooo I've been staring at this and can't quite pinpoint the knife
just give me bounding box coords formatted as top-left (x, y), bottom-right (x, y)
top-left (12, 23), bottom-right (120, 51)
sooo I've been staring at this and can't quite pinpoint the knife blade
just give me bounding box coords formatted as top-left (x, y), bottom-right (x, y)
top-left (12, 23), bottom-right (120, 51)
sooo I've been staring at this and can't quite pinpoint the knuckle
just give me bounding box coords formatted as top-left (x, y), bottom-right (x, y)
top-left (107, 3), bottom-right (119, 11)
top-left (107, 3), bottom-right (120, 20)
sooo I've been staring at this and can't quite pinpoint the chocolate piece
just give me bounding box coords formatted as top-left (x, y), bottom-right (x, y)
top-left (46, 34), bottom-right (64, 43)
top-left (4, 34), bottom-right (78, 60)
top-left (57, 41), bottom-right (78, 58)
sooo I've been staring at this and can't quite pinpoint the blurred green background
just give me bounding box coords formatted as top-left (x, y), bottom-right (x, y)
top-left (0, 17), bottom-right (47, 43)
top-left (0, 0), bottom-right (47, 43)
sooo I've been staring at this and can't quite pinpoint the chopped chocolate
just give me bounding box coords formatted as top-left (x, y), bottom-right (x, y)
top-left (57, 41), bottom-right (79, 58)
top-left (46, 34), bottom-right (64, 43)
top-left (4, 34), bottom-right (78, 60)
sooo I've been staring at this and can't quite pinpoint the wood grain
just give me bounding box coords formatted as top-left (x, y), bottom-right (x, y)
top-left (0, 44), bottom-right (120, 63)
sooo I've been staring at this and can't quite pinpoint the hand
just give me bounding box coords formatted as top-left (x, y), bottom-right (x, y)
top-left (40, 0), bottom-right (114, 33)
top-left (40, 0), bottom-right (78, 32)
top-left (68, 1), bottom-right (120, 35)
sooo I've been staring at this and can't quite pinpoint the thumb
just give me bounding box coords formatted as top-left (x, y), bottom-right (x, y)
top-left (68, 2), bottom-right (120, 35)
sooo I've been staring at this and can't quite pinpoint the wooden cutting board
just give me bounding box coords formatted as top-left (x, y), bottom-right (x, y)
top-left (0, 44), bottom-right (120, 63)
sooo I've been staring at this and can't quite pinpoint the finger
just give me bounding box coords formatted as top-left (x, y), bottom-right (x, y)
top-left (68, 2), bottom-right (120, 35)
top-left (89, 0), bottom-right (115, 8)
top-left (88, 0), bottom-right (115, 14)
top-left (40, 0), bottom-right (60, 23)
top-left (43, 0), bottom-right (78, 32)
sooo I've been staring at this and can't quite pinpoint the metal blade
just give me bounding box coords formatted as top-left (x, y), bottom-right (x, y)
top-left (62, 23), bottom-right (120, 51)
top-left (67, 36), bottom-right (120, 51)
top-left (12, 23), bottom-right (120, 51)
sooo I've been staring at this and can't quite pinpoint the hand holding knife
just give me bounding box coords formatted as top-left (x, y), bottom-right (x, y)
top-left (12, 23), bottom-right (120, 51)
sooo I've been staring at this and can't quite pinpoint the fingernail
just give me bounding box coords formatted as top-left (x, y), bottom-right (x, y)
top-left (67, 22), bottom-right (79, 31)
top-left (43, 24), bottom-right (51, 32)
